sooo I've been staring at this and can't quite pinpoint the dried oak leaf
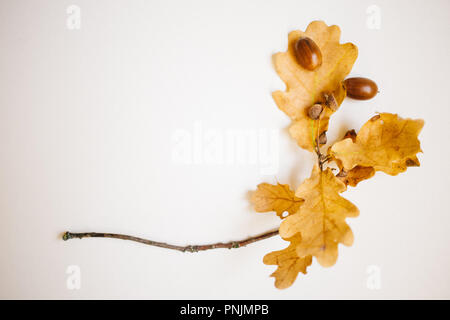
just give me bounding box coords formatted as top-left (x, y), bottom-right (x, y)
top-left (332, 130), bottom-right (375, 187)
top-left (337, 166), bottom-right (375, 187)
top-left (272, 21), bottom-right (358, 151)
top-left (330, 113), bottom-right (424, 176)
top-left (251, 183), bottom-right (304, 218)
top-left (263, 234), bottom-right (312, 289)
top-left (279, 165), bottom-right (359, 267)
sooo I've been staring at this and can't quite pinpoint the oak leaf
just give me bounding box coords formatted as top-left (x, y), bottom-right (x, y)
top-left (330, 113), bottom-right (424, 175)
top-left (263, 235), bottom-right (312, 289)
top-left (251, 183), bottom-right (303, 218)
top-left (272, 21), bottom-right (358, 151)
top-left (337, 166), bottom-right (375, 187)
top-left (333, 129), bottom-right (375, 187)
top-left (279, 165), bottom-right (359, 267)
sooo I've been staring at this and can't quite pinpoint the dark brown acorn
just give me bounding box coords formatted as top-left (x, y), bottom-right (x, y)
top-left (344, 77), bottom-right (378, 100)
top-left (294, 37), bottom-right (322, 71)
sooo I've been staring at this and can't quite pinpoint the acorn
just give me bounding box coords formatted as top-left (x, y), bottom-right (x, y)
top-left (323, 92), bottom-right (339, 111)
top-left (308, 104), bottom-right (323, 120)
top-left (344, 77), bottom-right (378, 100)
top-left (318, 131), bottom-right (327, 145)
top-left (294, 37), bottom-right (322, 71)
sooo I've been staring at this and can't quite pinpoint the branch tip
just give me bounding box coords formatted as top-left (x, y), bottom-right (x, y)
top-left (62, 232), bottom-right (71, 241)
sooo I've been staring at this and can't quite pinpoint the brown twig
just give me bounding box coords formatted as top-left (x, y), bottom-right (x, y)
top-left (62, 230), bottom-right (279, 253)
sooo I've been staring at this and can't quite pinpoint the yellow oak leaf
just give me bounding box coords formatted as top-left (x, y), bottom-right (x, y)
top-left (263, 234), bottom-right (312, 289)
top-left (337, 165), bottom-right (375, 187)
top-left (289, 82), bottom-right (347, 151)
top-left (251, 183), bottom-right (304, 218)
top-left (272, 21), bottom-right (358, 151)
top-left (330, 113), bottom-right (424, 175)
top-left (279, 165), bottom-right (359, 267)
top-left (332, 129), bottom-right (375, 187)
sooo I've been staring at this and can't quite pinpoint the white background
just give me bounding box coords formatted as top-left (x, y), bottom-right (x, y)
top-left (1, 0), bottom-right (449, 299)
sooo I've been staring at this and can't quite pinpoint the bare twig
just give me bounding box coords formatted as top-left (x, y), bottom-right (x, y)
top-left (62, 230), bottom-right (279, 253)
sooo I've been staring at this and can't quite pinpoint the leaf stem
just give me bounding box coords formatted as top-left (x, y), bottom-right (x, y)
top-left (314, 117), bottom-right (325, 170)
top-left (62, 230), bottom-right (279, 253)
